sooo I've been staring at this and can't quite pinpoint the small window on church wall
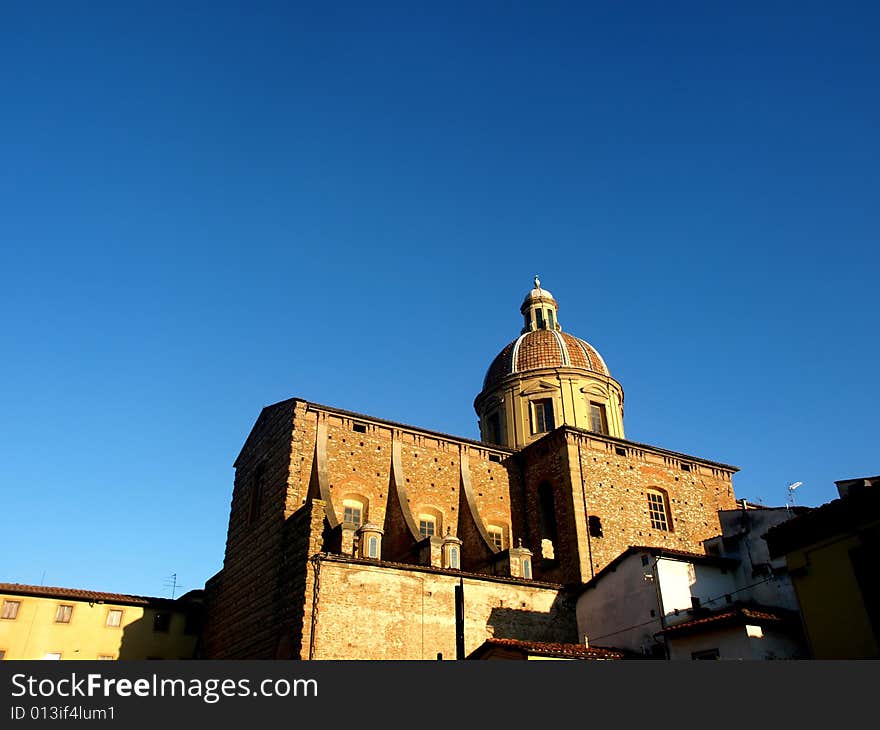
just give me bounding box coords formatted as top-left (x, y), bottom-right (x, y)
top-left (531, 399), bottom-right (554, 434)
top-left (589, 402), bottom-right (608, 435)
top-left (588, 515), bottom-right (603, 538)
top-left (647, 489), bottom-right (672, 532)
top-left (419, 516), bottom-right (436, 538)
top-left (450, 546), bottom-right (459, 569)
top-left (547, 309), bottom-right (555, 330)
top-left (343, 499), bottom-right (364, 527)
top-left (368, 536), bottom-right (378, 558)
top-left (535, 308), bottom-right (545, 329)
top-left (487, 526), bottom-right (504, 550)
top-left (522, 557), bottom-right (532, 579)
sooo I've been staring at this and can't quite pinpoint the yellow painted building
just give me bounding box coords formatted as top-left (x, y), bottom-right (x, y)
top-left (0, 583), bottom-right (203, 660)
top-left (765, 478), bottom-right (880, 659)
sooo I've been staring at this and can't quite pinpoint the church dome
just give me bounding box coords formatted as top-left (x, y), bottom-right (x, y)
top-left (474, 277), bottom-right (625, 449)
top-left (483, 329), bottom-right (609, 390)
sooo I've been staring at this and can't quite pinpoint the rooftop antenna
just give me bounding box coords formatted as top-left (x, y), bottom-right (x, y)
top-left (787, 482), bottom-right (803, 509)
top-left (163, 572), bottom-right (179, 599)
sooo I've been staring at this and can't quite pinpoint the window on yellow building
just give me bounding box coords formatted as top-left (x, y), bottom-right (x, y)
top-left (97, 654), bottom-right (115, 660)
top-left (0, 650), bottom-right (6, 660)
top-left (106, 609), bottom-right (123, 628)
top-left (589, 402), bottom-right (608, 434)
top-left (43, 652), bottom-right (62, 660)
top-left (1, 600), bottom-right (21, 620)
top-left (486, 410), bottom-right (502, 445)
top-left (54, 604), bottom-right (73, 624)
top-left (530, 399), bottom-right (554, 434)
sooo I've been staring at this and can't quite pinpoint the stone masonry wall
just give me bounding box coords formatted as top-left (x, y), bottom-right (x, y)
top-left (308, 557), bottom-right (575, 660)
top-left (277, 499), bottom-right (328, 660)
top-left (201, 400), bottom-right (299, 659)
top-left (517, 430), bottom-right (579, 584)
top-left (293, 404), bottom-right (516, 563)
top-left (572, 430), bottom-right (737, 579)
top-left (516, 428), bottom-right (738, 585)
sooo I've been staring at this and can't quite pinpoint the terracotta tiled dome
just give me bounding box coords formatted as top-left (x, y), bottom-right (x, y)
top-left (483, 329), bottom-right (609, 389)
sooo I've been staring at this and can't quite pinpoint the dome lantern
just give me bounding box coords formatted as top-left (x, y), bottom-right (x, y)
top-left (520, 275), bottom-right (561, 334)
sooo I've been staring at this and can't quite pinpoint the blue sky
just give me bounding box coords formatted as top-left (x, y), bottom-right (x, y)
top-left (1, 2), bottom-right (877, 597)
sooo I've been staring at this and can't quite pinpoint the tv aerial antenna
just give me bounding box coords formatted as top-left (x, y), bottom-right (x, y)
top-left (787, 481), bottom-right (803, 509)
top-left (163, 572), bottom-right (180, 599)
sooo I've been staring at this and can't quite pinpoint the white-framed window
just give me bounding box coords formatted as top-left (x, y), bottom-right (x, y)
top-left (43, 652), bottom-right (62, 660)
top-left (1, 600), bottom-right (21, 620)
top-left (54, 604), bottom-right (73, 624)
top-left (105, 609), bottom-right (123, 628)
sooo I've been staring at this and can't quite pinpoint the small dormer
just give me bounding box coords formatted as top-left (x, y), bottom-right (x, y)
top-left (441, 528), bottom-right (462, 570)
top-left (509, 539), bottom-right (534, 580)
top-left (356, 523), bottom-right (383, 560)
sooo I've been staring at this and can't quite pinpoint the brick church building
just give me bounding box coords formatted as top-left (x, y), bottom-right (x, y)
top-left (201, 279), bottom-right (738, 659)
